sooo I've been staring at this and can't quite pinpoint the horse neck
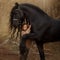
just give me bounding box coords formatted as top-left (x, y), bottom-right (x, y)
top-left (21, 5), bottom-right (35, 16)
top-left (20, 5), bottom-right (52, 23)
top-left (21, 4), bottom-right (49, 16)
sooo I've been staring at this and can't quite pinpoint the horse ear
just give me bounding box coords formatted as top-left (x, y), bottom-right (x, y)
top-left (15, 2), bottom-right (19, 6)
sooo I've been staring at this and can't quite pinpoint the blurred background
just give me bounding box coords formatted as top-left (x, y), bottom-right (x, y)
top-left (0, 0), bottom-right (60, 60)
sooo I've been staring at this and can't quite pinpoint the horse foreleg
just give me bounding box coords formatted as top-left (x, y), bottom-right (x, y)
top-left (20, 38), bottom-right (32, 60)
top-left (36, 41), bottom-right (45, 60)
top-left (19, 32), bottom-right (42, 60)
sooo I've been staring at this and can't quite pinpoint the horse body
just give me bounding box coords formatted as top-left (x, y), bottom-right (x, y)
top-left (20, 4), bottom-right (51, 34)
top-left (10, 3), bottom-right (60, 60)
top-left (44, 19), bottom-right (60, 40)
top-left (20, 4), bottom-right (60, 41)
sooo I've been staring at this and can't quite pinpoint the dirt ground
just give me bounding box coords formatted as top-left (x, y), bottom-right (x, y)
top-left (0, 41), bottom-right (60, 60)
top-left (0, 47), bottom-right (19, 60)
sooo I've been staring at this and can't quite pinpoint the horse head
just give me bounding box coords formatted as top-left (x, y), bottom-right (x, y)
top-left (10, 3), bottom-right (25, 30)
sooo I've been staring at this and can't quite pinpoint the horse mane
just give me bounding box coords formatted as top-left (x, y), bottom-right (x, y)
top-left (20, 3), bottom-right (48, 16)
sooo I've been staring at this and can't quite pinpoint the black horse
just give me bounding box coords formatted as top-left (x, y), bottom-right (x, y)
top-left (10, 3), bottom-right (60, 60)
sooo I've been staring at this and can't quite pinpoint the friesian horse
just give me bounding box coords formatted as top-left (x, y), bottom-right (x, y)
top-left (9, 3), bottom-right (60, 60)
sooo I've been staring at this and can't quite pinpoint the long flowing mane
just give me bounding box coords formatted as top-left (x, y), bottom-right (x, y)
top-left (20, 3), bottom-right (48, 16)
